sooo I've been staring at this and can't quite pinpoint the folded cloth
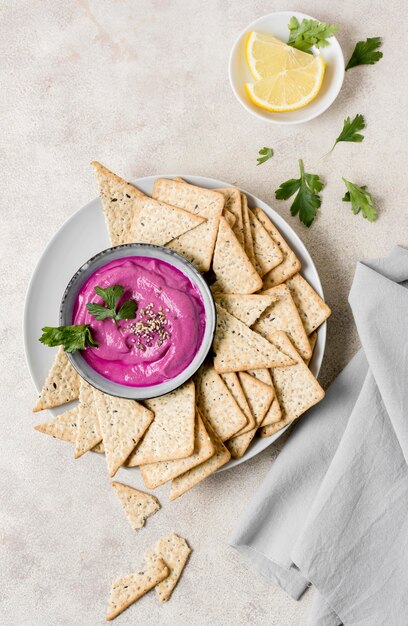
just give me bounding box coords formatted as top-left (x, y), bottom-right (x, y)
top-left (229, 246), bottom-right (408, 626)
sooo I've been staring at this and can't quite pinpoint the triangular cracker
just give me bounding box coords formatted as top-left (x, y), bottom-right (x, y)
top-left (195, 364), bottom-right (247, 440)
top-left (216, 187), bottom-right (244, 245)
top-left (253, 207), bottom-right (301, 287)
top-left (220, 372), bottom-right (256, 435)
top-left (32, 347), bottom-right (80, 412)
top-left (140, 411), bottom-right (214, 489)
top-left (248, 208), bottom-right (283, 276)
top-left (305, 331), bottom-right (318, 366)
top-left (224, 210), bottom-right (236, 228)
top-left (74, 379), bottom-right (102, 459)
top-left (285, 273), bottom-right (331, 335)
top-left (247, 368), bottom-right (273, 385)
top-left (246, 369), bottom-right (282, 425)
top-left (93, 390), bottom-right (154, 477)
top-left (34, 406), bottom-right (79, 443)
top-left (169, 419), bottom-right (230, 501)
top-left (152, 178), bottom-right (224, 272)
top-left (213, 303), bottom-right (295, 373)
top-left (152, 533), bottom-right (192, 603)
top-left (212, 217), bottom-right (263, 294)
top-left (127, 380), bottom-right (195, 466)
top-left (226, 372), bottom-right (273, 459)
top-left (254, 284), bottom-right (312, 360)
top-left (111, 481), bottom-right (160, 531)
top-left (214, 293), bottom-right (275, 326)
top-left (91, 161), bottom-right (145, 246)
top-left (106, 553), bottom-right (169, 621)
top-left (241, 193), bottom-right (256, 266)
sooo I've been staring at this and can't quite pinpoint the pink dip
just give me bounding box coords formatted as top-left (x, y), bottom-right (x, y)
top-left (73, 256), bottom-right (206, 387)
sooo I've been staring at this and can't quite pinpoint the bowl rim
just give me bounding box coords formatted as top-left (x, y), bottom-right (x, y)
top-left (228, 10), bottom-right (345, 125)
top-left (59, 242), bottom-right (216, 400)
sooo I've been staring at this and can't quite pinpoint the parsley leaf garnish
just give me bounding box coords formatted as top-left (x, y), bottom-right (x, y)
top-left (257, 147), bottom-right (274, 166)
top-left (275, 159), bottom-right (324, 227)
top-left (86, 285), bottom-right (137, 324)
top-left (39, 325), bottom-right (98, 352)
top-left (325, 114), bottom-right (365, 154)
top-left (287, 17), bottom-right (338, 53)
top-left (342, 178), bottom-right (378, 222)
top-left (346, 37), bottom-right (383, 70)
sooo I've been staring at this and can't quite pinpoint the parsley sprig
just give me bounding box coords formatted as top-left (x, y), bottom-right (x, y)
top-left (342, 179), bottom-right (378, 221)
top-left (346, 37), bottom-right (383, 70)
top-left (86, 285), bottom-right (137, 325)
top-left (287, 17), bottom-right (338, 53)
top-left (325, 114), bottom-right (365, 155)
top-left (257, 147), bottom-right (274, 166)
top-left (275, 160), bottom-right (324, 227)
top-left (39, 325), bottom-right (98, 352)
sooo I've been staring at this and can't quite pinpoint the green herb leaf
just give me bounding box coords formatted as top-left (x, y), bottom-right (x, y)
top-left (287, 17), bottom-right (338, 53)
top-left (346, 37), bottom-right (383, 70)
top-left (87, 284), bottom-right (137, 324)
top-left (86, 303), bottom-right (117, 321)
top-left (39, 325), bottom-right (98, 352)
top-left (257, 147), bottom-right (274, 166)
top-left (275, 160), bottom-right (324, 227)
top-left (342, 178), bottom-right (378, 221)
top-left (324, 114), bottom-right (365, 156)
top-left (116, 300), bottom-right (138, 320)
top-left (94, 285), bottom-right (123, 311)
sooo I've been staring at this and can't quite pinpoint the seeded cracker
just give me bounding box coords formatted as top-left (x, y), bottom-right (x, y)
top-left (241, 193), bottom-right (256, 266)
top-left (216, 187), bottom-right (244, 245)
top-left (246, 369), bottom-right (282, 425)
top-left (152, 533), bottom-right (192, 603)
top-left (212, 217), bottom-right (263, 294)
top-left (248, 208), bottom-right (283, 276)
top-left (140, 410), bottom-right (215, 489)
top-left (74, 379), bottom-right (102, 458)
top-left (247, 368), bottom-right (272, 385)
top-left (111, 481), bottom-right (160, 531)
top-left (32, 347), bottom-right (80, 412)
top-left (213, 303), bottom-right (294, 373)
top-left (220, 372), bottom-right (256, 435)
top-left (306, 331), bottom-right (318, 365)
top-left (93, 389), bottom-right (154, 477)
top-left (34, 407), bottom-right (105, 453)
top-left (213, 293), bottom-right (275, 326)
top-left (127, 380), bottom-right (195, 466)
top-left (106, 553), bottom-right (169, 621)
top-left (285, 273), bottom-right (331, 335)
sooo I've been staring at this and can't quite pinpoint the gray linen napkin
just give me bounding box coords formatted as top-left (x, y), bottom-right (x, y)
top-left (229, 246), bottom-right (408, 626)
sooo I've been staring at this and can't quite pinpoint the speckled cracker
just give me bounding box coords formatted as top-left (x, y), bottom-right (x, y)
top-left (246, 368), bottom-right (282, 425)
top-left (306, 331), bottom-right (318, 366)
top-left (106, 553), bottom-right (169, 621)
top-left (127, 381), bottom-right (195, 466)
top-left (32, 347), bottom-right (80, 412)
top-left (248, 208), bottom-right (283, 276)
top-left (213, 303), bottom-right (294, 373)
top-left (169, 419), bottom-right (231, 500)
top-left (152, 533), bottom-right (192, 602)
top-left (224, 210), bottom-right (236, 228)
top-left (253, 284), bottom-right (312, 360)
top-left (34, 407), bottom-right (104, 453)
top-left (74, 379), bottom-right (102, 459)
top-left (195, 363), bottom-right (247, 440)
top-left (212, 217), bottom-right (263, 294)
top-left (247, 368), bottom-right (273, 385)
top-left (285, 273), bottom-right (331, 335)
top-left (93, 390), bottom-right (154, 477)
top-left (241, 193), bottom-right (256, 266)
top-left (111, 481), bottom-right (160, 531)
top-left (214, 293), bottom-right (274, 327)
top-left (152, 178), bottom-right (224, 272)
top-left (140, 411), bottom-right (214, 489)
top-left (254, 207), bottom-right (301, 287)
top-left (91, 161), bottom-right (145, 246)
top-left (220, 372), bottom-right (256, 435)
top-left (216, 187), bottom-right (244, 246)
top-left (226, 372), bottom-right (274, 458)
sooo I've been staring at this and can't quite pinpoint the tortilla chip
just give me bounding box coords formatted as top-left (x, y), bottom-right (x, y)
top-left (140, 411), bottom-right (214, 489)
top-left (212, 217), bottom-right (263, 294)
top-left (241, 193), bottom-right (256, 266)
top-left (106, 553), bottom-right (169, 621)
top-left (74, 380), bottom-right (102, 458)
top-left (216, 188), bottom-right (244, 246)
top-left (220, 372), bottom-right (256, 435)
top-left (254, 284), bottom-right (312, 360)
top-left (213, 303), bottom-right (294, 373)
top-left (152, 533), bottom-right (192, 602)
top-left (32, 347), bottom-right (80, 412)
top-left (253, 207), bottom-right (301, 287)
top-left (248, 208), bottom-right (283, 276)
top-left (226, 372), bottom-right (274, 458)
top-left (213, 293), bottom-right (274, 327)
top-left (91, 161), bottom-right (145, 246)
top-left (127, 380), bottom-right (195, 466)
top-left (306, 331), bottom-right (318, 365)
top-left (195, 363), bottom-right (247, 440)
top-left (93, 390), bottom-right (154, 477)
top-left (285, 273), bottom-right (331, 335)
top-left (169, 418), bottom-right (230, 500)
top-left (111, 481), bottom-right (160, 531)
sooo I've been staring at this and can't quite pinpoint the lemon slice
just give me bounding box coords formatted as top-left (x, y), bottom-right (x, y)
top-left (245, 54), bottom-right (325, 112)
top-left (246, 31), bottom-right (316, 81)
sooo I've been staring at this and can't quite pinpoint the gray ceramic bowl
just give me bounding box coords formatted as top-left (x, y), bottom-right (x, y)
top-left (60, 243), bottom-right (216, 400)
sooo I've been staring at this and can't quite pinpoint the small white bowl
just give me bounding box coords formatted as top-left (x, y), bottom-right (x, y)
top-left (229, 11), bottom-right (345, 125)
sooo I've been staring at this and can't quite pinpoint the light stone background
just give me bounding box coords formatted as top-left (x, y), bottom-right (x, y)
top-left (1, 1), bottom-right (407, 624)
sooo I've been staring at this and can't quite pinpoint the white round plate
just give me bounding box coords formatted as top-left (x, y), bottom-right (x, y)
top-left (229, 11), bottom-right (345, 125)
top-left (24, 175), bottom-right (326, 471)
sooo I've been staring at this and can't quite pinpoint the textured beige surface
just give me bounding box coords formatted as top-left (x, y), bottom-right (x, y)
top-left (1, 1), bottom-right (407, 624)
